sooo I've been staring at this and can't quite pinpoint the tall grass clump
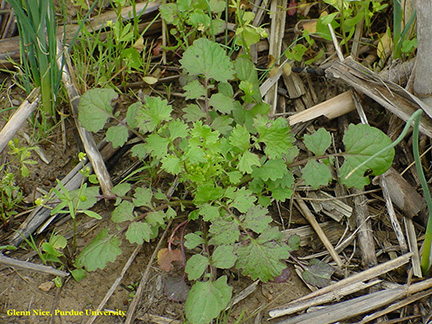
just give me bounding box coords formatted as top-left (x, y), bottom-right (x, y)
top-left (7, 0), bottom-right (62, 128)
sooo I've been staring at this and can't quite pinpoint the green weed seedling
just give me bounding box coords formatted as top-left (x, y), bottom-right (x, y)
top-left (76, 39), bottom-right (395, 323)
top-left (160, 0), bottom-right (227, 51)
top-left (0, 139), bottom-right (36, 225)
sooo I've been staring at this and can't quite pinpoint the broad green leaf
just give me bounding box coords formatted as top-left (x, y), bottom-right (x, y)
top-left (162, 155), bottom-right (182, 174)
top-left (228, 188), bottom-right (256, 213)
top-left (302, 160), bottom-right (332, 189)
top-left (183, 104), bottom-right (206, 122)
top-left (180, 38), bottom-right (234, 82)
top-left (268, 172), bottom-right (295, 201)
top-left (78, 88), bottom-right (118, 132)
top-left (226, 170), bottom-right (242, 184)
top-left (209, 217), bottom-right (240, 245)
top-left (112, 183), bottom-right (131, 199)
top-left (304, 128), bottom-right (332, 156)
top-left (111, 200), bottom-right (135, 223)
top-left (229, 125), bottom-right (251, 151)
top-left (168, 119), bottom-right (189, 140)
top-left (131, 143), bottom-right (147, 159)
top-left (185, 276), bottom-right (232, 324)
top-left (211, 245), bottom-right (237, 269)
top-left (209, 0), bottom-right (225, 13)
top-left (340, 124), bottom-right (394, 188)
top-left (252, 158), bottom-right (288, 181)
top-left (209, 93), bottom-right (235, 114)
top-left (199, 204), bottom-right (220, 221)
top-left (143, 133), bottom-right (170, 160)
top-left (185, 232), bottom-right (205, 249)
top-left (133, 187), bottom-right (153, 209)
top-left (126, 221), bottom-right (152, 244)
top-left (184, 79), bottom-right (206, 100)
top-left (194, 183), bottom-right (224, 204)
top-left (106, 125), bottom-right (128, 148)
top-left (210, 115), bottom-right (233, 135)
top-left (76, 229), bottom-right (122, 271)
top-left (254, 117), bottom-right (293, 159)
top-left (126, 102), bottom-right (143, 129)
top-left (147, 210), bottom-right (166, 227)
top-left (185, 254), bottom-right (209, 280)
top-left (135, 97), bottom-right (172, 133)
top-left (236, 227), bottom-right (289, 282)
top-left (218, 82), bottom-right (234, 97)
top-left (238, 151), bottom-right (260, 174)
top-left (69, 186), bottom-right (100, 210)
top-left (190, 121), bottom-right (220, 144)
top-left (241, 205), bottom-right (272, 234)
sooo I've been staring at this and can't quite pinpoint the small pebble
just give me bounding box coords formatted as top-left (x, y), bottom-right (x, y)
top-left (11, 99), bottom-right (21, 106)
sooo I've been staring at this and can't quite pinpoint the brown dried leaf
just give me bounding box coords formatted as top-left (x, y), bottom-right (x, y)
top-left (157, 248), bottom-right (184, 272)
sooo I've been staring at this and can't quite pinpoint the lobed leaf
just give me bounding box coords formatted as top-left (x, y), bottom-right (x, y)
top-left (180, 38), bottom-right (234, 82)
top-left (76, 229), bottom-right (122, 271)
top-left (185, 276), bottom-right (232, 324)
top-left (78, 88), bottom-right (118, 132)
top-left (340, 124), bottom-right (394, 188)
top-left (304, 128), bottom-right (331, 156)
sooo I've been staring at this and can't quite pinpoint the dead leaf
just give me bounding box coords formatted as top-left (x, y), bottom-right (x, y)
top-left (38, 281), bottom-right (55, 292)
top-left (377, 28), bottom-right (393, 61)
top-left (157, 248), bottom-right (184, 272)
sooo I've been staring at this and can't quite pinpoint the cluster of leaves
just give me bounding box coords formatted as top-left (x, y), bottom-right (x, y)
top-left (75, 38), bottom-right (394, 323)
top-left (0, 139), bottom-right (36, 224)
top-left (160, 0), bottom-right (227, 50)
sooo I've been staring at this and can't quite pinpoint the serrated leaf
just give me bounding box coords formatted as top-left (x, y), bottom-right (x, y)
top-left (184, 79), bottom-right (207, 99)
top-left (211, 245), bottom-right (237, 269)
top-left (304, 128), bottom-right (331, 156)
top-left (111, 200), bottom-right (135, 223)
top-left (226, 171), bottom-right (242, 184)
top-left (238, 151), bottom-right (260, 174)
top-left (136, 97), bottom-right (172, 133)
top-left (235, 227), bottom-right (289, 282)
top-left (147, 210), bottom-right (165, 227)
top-left (133, 187), bottom-right (153, 208)
top-left (302, 258), bottom-right (335, 288)
top-left (185, 254), bottom-right (209, 280)
top-left (180, 38), bottom-right (234, 82)
top-left (241, 205), bottom-right (271, 233)
top-left (185, 232), bottom-right (205, 249)
top-left (106, 124), bottom-right (129, 148)
top-left (209, 217), bottom-right (240, 245)
top-left (112, 183), bottom-right (131, 198)
top-left (229, 125), bottom-right (251, 151)
top-left (229, 187), bottom-right (256, 213)
top-left (131, 143), bottom-right (147, 159)
top-left (340, 124), bottom-right (394, 188)
top-left (126, 221), bottom-right (152, 244)
top-left (76, 229), bottom-right (122, 271)
top-left (78, 88), bottom-right (118, 132)
top-left (252, 158), bottom-right (288, 181)
top-left (209, 93), bottom-right (235, 114)
top-left (194, 183), bottom-right (224, 204)
top-left (162, 155), bottom-right (182, 174)
top-left (143, 133), bottom-right (170, 160)
top-left (199, 204), bottom-right (220, 221)
top-left (302, 160), bottom-right (332, 189)
top-left (255, 117), bottom-right (293, 158)
top-left (168, 119), bottom-right (189, 140)
top-left (185, 276), bottom-right (232, 324)
top-left (183, 104), bottom-right (206, 122)
top-left (211, 115), bottom-right (233, 135)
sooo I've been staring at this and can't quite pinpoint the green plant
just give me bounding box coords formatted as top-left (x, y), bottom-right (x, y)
top-left (75, 38), bottom-right (395, 323)
top-left (0, 139), bottom-right (36, 225)
top-left (316, 0), bottom-right (388, 50)
top-left (160, 0), bottom-right (227, 51)
top-left (71, 0), bottom-right (156, 89)
top-left (392, 0), bottom-right (417, 59)
top-left (7, 0), bottom-right (63, 127)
